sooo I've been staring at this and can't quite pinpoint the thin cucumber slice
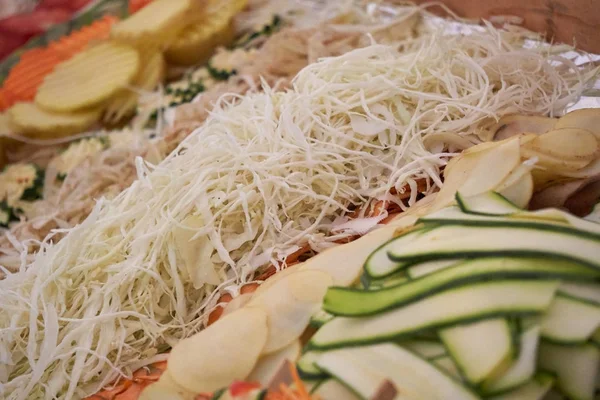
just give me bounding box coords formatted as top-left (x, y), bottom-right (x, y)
top-left (312, 280), bottom-right (558, 349)
top-left (384, 223), bottom-right (600, 277)
top-left (558, 282), bottom-right (600, 305)
top-left (431, 355), bottom-right (463, 380)
top-left (538, 341), bottom-right (600, 400)
top-left (456, 191), bottom-right (522, 216)
top-left (488, 373), bottom-right (554, 400)
top-left (439, 318), bottom-right (513, 385)
top-left (540, 293), bottom-right (600, 344)
top-left (406, 259), bottom-right (462, 279)
top-left (315, 343), bottom-right (478, 400)
top-left (324, 257), bottom-right (596, 317)
top-left (400, 340), bottom-right (447, 359)
top-left (483, 326), bottom-right (540, 394)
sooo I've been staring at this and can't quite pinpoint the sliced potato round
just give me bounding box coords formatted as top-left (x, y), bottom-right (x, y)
top-left (36, 42), bottom-right (140, 112)
top-left (112, 0), bottom-right (200, 48)
top-left (168, 307), bottom-right (268, 394)
top-left (521, 146), bottom-right (592, 172)
top-left (103, 49), bottom-right (165, 124)
top-left (8, 102), bottom-right (100, 138)
top-left (526, 128), bottom-right (598, 162)
top-left (246, 340), bottom-right (301, 385)
top-left (248, 269), bottom-right (333, 354)
top-left (491, 115), bottom-right (557, 141)
top-left (555, 108), bottom-right (600, 138)
top-left (165, 12), bottom-right (235, 66)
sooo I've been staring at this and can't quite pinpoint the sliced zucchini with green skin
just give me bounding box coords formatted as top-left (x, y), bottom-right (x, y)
top-left (540, 293), bottom-right (600, 344)
top-left (406, 259), bottom-right (462, 279)
top-left (558, 282), bottom-right (600, 305)
top-left (488, 373), bottom-right (554, 400)
top-left (325, 257), bottom-right (596, 317)
top-left (538, 341), bottom-right (600, 400)
top-left (311, 280), bottom-right (559, 350)
top-left (384, 223), bottom-right (600, 277)
top-left (584, 202), bottom-right (600, 223)
top-left (310, 310), bottom-right (334, 328)
top-left (483, 326), bottom-right (540, 394)
top-left (431, 355), bottom-right (463, 380)
top-left (439, 318), bottom-right (513, 385)
top-left (297, 351), bottom-right (327, 379)
top-left (400, 339), bottom-right (447, 359)
top-left (456, 191), bottom-right (522, 216)
top-left (314, 343), bottom-right (479, 400)
top-left (311, 379), bottom-right (361, 400)
top-left (362, 226), bottom-right (428, 279)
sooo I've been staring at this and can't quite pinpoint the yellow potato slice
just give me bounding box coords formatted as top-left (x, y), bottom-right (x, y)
top-left (168, 307), bottom-right (268, 394)
top-left (103, 50), bottom-right (165, 124)
top-left (490, 115), bottom-right (556, 141)
top-left (246, 340), bottom-right (301, 385)
top-left (248, 269), bottom-right (332, 354)
top-left (8, 102), bottom-right (100, 138)
top-left (555, 108), bottom-right (600, 138)
top-left (36, 42), bottom-right (140, 112)
top-left (526, 128), bottom-right (599, 162)
top-left (139, 373), bottom-right (195, 400)
top-left (165, 11), bottom-right (235, 66)
top-left (112, 0), bottom-right (201, 48)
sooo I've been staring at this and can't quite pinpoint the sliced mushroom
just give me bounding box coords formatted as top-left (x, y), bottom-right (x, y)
top-left (530, 175), bottom-right (600, 216)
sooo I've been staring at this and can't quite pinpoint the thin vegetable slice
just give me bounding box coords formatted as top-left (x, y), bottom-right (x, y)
top-left (36, 41), bottom-right (140, 112)
top-left (327, 257), bottom-right (597, 316)
top-left (311, 280), bottom-right (558, 349)
top-left (540, 292), bottom-right (600, 344)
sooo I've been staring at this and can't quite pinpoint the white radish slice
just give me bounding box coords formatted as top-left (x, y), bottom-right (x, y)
top-left (246, 340), bottom-right (301, 385)
top-left (249, 269), bottom-right (333, 354)
top-left (168, 307), bottom-right (268, 393)
top-left (527, 128), bottom-right (598, 162)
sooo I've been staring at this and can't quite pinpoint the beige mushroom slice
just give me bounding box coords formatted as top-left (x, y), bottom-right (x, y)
top-left (167, 307), bottom-right (268, 393)
top-left (491, 115), bottom-right (557, 141)
top-left (530, 176), bottom-right (600, 215)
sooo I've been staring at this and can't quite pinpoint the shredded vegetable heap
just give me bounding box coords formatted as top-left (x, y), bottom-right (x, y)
top-left (0, 21), bottom-right (595, 400)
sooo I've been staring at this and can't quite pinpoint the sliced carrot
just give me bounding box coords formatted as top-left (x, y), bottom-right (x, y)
top-left (1, 15), bottom-right (118, 108)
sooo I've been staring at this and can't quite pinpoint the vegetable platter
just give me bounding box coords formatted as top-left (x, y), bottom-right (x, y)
top-left (0, 1), bottom-right (599, 400)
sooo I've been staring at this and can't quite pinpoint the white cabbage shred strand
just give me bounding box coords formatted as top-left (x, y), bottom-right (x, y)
top-left (0, 22), bottom-right (594, 399)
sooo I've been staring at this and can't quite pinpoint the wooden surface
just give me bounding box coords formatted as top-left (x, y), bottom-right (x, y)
top-left (413, 0), bottom-right (600, 54)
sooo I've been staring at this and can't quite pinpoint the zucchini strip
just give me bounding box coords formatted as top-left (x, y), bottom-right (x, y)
top-left (315, 343), bottom-right (478, 400)
top-left (439, 318), bottom-right (514, 385)
top-left (540, 292), bottom-right (600, 344)
top-left (326, 257), bottom-right (597, 316)
top-left (312, 280), bottom-right (559, 349)
top-left (383, 223), bottom-right (600, 276)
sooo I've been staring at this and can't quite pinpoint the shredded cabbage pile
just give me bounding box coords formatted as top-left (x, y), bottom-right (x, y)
top-left (0, 19), bottom-right (596, 399)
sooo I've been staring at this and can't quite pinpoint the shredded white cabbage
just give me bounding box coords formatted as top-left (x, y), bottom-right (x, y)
top-left (0, 19), bottom-right (595, 399)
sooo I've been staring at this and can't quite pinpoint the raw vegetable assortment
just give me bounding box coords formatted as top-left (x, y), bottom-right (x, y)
top-left (0, 2), bottom-right (599, 400)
